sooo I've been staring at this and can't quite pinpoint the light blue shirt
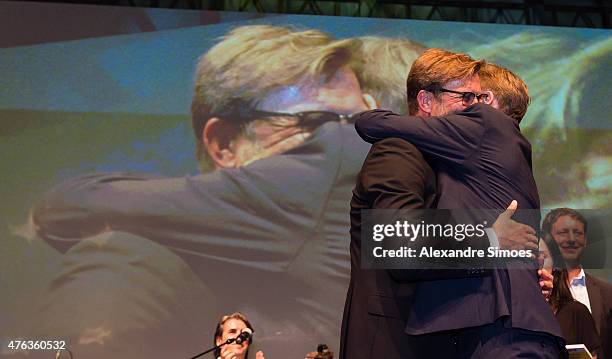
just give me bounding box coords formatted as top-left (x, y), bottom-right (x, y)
top-left (570, 268), bottom-right (592, 313)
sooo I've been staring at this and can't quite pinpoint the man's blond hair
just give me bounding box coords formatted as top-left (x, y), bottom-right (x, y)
top-left (406, 48), bottom-right (484, 115)
top-left (354, 36), bottom-right (426, 114)
top-left (479, 63), bottom-right (530, 122)
top-left (191, 25), bottom-right (357, 171)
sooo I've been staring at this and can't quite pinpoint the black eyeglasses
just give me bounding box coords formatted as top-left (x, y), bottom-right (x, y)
top-left (436, 88), bottom-right (489, 106)
top-left (223, 109), bottom-right (360, 128)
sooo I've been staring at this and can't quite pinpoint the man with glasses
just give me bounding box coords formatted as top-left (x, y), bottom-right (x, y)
top-left (27, 25), bottom-right (378, 359)
top-left (343, 49), bottom-right (564, 358)
top-left (190, 25), bottom-right (377, 172)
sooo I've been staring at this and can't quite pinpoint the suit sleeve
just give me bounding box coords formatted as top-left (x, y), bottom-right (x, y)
top-left (356, 138), bottom-right (430, 210)
top-left (354, 107), bottom-right (486, 165)
top-left (356, 138), bottom-right (489, 282)
top-left (32, 156), bottom-right (326, 270)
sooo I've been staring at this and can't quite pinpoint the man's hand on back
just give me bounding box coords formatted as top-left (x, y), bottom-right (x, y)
top-left (492, 200), bottom-right (538, 252)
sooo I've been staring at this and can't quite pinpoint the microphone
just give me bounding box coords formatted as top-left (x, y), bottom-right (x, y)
top-left (188, 328), bottom-right (254, 359)
top-left (234, 328), bottom-right (253, 344)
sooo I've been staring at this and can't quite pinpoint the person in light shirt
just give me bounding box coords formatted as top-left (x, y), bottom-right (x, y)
top-left (542, 208), bottom-right (612, 359)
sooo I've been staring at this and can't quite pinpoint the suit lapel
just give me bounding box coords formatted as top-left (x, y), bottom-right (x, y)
top-left (586, 274), bottom-right (603, 334)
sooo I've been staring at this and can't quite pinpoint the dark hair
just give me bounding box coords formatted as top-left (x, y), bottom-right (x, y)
top-left (541, 234), bottom-right (565, 270)
top-left (213, 312), bottom-right (254, 358)
top-left (543, 236), bottom-right (575, 313)
top-left (550, 268), bottom-right (575, 313)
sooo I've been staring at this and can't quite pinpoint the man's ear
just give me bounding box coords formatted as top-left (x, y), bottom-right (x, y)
top-left (215, 336), bottom-right (223, 347)
top-left (416, 90), bottom-right (433, 115)
top-left (362, 93), bottom-right (379, 110)
top-left (483, 90), bottom-right (495, 105)
top-left (203, 117), bottom-right (241, 169)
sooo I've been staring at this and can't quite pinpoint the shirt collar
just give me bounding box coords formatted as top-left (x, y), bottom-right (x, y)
top-left (571, 268), bottom-right (586, 287)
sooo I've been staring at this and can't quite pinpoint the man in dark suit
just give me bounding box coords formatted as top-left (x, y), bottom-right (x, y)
top-left (340, 137), bottom-right (436, 358)
top-left (587, 275), bottom-right (612, 359)
top-left (344, 50), bottom-right (564, 357)
top-left (543, 208), bottom-right (612, 359)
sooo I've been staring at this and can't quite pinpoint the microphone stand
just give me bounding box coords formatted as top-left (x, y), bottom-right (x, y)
top-left (188, 338), bottom-right (237, 359)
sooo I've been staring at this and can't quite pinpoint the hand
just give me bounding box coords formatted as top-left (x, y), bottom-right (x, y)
top-left (219, 347), bottom-right (240, 359)
top-left (538, 268), bottom-right (554, 301)
top-left (304, 349), bottom-right (334, 359)
top-left (256, 350), bottom-right (266, 359)
top-left (242, 123), bottom-right (312, 166)
top-left (492, 200), bottom-right (538, 252)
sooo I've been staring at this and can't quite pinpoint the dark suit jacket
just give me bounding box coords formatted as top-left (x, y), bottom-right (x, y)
top-left (340, 138), bottom-right (436, 359)
top-left (586, 273), bottom-right (612, 359)
top-left (556, 301), bottom-right (602, 358)
top-left (354, 104), bottom-right (562, 337)
top-left (340, 138), bottom-right (493, 359)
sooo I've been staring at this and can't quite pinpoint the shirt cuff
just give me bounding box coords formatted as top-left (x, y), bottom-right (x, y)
top-left (485, 227), bottom-right (499, 248)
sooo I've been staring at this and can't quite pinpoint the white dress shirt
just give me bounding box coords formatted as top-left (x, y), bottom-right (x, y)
top-left (569, 267), bottom-right (592, 313)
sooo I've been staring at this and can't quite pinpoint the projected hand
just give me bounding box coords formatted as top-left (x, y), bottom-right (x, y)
top-left (243, 124), bottom-right (312, 166)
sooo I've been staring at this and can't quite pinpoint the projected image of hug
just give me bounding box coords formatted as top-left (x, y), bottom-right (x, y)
top-left (2, 6), bottom-right (610, 359)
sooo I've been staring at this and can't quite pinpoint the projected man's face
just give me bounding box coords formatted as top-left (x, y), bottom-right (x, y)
top-left (205, 66), bottom-right (375, 169)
